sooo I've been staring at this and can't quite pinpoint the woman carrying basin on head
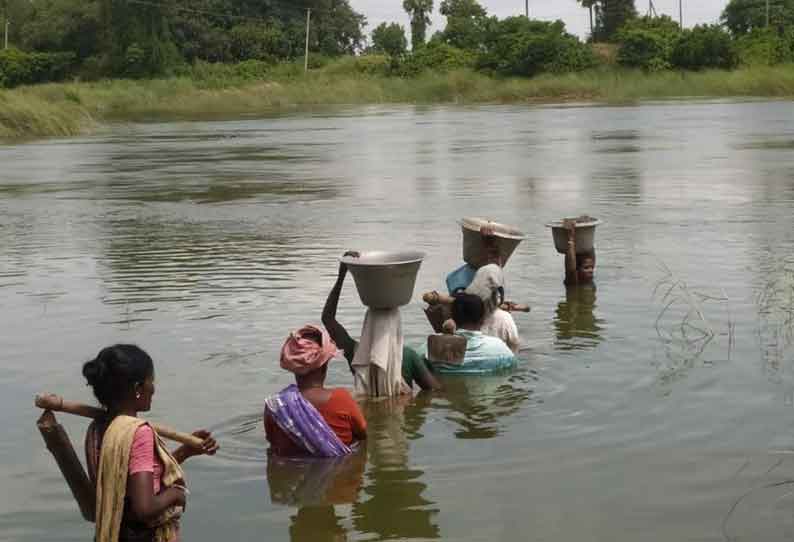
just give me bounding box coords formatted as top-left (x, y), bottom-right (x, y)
top-left (82, 344), bottom-right (219, 542)
top-left (264, 325), bottom-right (367, 457)
top-left (322, 252), bottom-right (441, 394)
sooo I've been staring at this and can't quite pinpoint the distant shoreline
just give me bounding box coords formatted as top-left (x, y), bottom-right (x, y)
top-left (2, 64), bottom-right (794, 140)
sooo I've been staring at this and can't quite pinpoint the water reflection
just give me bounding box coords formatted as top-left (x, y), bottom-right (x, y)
top-left (353, 397), bottom-right (441, 540)
top-left (434, 371), bottom-right (537, 439)
top-left (267, 450), bottom-right (367, 507)
top-left (288, 507), bottom-right (348, 542)
top-left (266, 443), bottom-right (367, 542)
top-left (554, 286), bottom-right (604, 351)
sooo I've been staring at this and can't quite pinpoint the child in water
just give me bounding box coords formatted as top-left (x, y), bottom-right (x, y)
top-left (563, 220), bottom-right (596, 287)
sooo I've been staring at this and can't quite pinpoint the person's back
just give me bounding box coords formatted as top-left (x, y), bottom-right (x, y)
top-left (481, 308), bottom-right (520, 354)
top-left (421, 294), bottom-right (516, 375)
top-left (265, 387), bottom-right (366, 456)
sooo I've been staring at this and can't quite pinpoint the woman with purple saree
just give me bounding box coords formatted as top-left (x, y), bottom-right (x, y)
top-left (264, 325), bottom-right (367, 458)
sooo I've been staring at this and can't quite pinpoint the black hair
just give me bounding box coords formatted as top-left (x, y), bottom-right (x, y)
top-left (82, 345), bottom-right (154, 408)
top-left (452, 293), bottom-right (485, 327)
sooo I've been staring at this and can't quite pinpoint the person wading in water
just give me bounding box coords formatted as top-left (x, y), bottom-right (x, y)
top-left (83, 344), bottom-right (218, 542)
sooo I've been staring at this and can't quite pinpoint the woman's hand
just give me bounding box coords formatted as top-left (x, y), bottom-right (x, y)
top-left (192, 430), bottom-right (219, 456)
top-left (338, 250), bottom-right (360, 277)
top-left (168, 485), bottom-right (187, 509)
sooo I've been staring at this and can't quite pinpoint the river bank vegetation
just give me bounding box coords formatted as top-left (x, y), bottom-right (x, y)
top-left (2, 0), bottom-right (794, 137)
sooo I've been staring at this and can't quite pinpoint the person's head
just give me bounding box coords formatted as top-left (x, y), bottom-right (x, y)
top-left (82, 345), bottom-right (155, 413)
top-left (452, 293), bottom-right (486, 330)
top-left (465, 264), bottom-right (504, 315)
top-left (577, 251), bottom-right (596, 283)
top-left (280, 325), bottom-right (338, 385)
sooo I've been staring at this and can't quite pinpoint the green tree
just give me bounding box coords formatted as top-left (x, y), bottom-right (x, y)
top-left (99, 0), bottom-right (180, 76)
top-left (579, 0), bottom-right (637, 41)
top-left (371, 22), bottom-right (408, 56)
top-left (479, 17), bottom-right (595, 76)
top-left (671, 24), bottom-right (738, 69)
top-left (440, 0), bottom-right (485, 18)
top-left (721, 0), bottom-right (794, 36)
top-left (403, 0), bottom-right (434, 50)
top-left (437, 0), bottom-right (489, 50)
top-left (19, 0), bottom-right (101, 61)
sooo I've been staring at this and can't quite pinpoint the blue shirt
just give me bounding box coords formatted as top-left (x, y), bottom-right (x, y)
top-left (419, 330), bottom-right (516, 375)
top-left (446, 264), bottom-right (477, 294)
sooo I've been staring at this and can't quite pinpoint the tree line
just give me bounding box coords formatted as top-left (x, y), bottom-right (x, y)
top-left (1, 0), bottom-right (794, 88)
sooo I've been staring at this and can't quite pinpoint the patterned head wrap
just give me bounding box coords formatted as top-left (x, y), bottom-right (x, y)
top-left (280, 325), bottom-right (339, 375)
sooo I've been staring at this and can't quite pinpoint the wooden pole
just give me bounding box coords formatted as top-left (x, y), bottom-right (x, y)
top-left (37, 410), bottom-right (95, 522)
top-left (525, 0), bottom-right (528, 17)
top-left (304, 8), bottom-right (311, 73)
top-left (35, 394), bottom-right (205, 449)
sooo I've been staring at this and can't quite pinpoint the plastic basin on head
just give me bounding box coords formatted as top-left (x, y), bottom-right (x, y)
top-left (341, 251), bottom-right (426, 309)
top-left (460, 217), bottom-right (526, 269)
top-left (546, 218), bottom-right (602, 254)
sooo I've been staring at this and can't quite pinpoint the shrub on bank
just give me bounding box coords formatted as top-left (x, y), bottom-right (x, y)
top-left (617, 29), bottom-right (670, 70)
top-left (0, 48), bottom-right (77, 88)
top-left (401, 42), bottom-right (477, 76)
top-left (735, 28), bottom-right (793, 66)
top-left (671, 25), bottom-right (738, 70)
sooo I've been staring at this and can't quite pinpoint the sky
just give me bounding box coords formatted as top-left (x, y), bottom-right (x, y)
top-left (349, 0), bottom-right (730, 40)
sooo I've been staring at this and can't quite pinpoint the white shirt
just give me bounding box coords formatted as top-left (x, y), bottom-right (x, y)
top-left (481, 308), bottom-right (520, 354)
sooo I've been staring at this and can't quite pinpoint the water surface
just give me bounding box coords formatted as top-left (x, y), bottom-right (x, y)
top-left (3, 102), bottom-right (794, 541)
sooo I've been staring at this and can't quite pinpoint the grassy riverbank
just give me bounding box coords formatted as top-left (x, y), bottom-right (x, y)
top-left (3, 63), bottom-right (794, 138)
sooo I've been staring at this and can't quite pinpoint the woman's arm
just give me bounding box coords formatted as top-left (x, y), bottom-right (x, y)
top-left (322, 253), bottom-right (359, 368)
top-left (564, 220), bottom-right (578, 286)
top-left (413, 359), bottom-right (443, 391)
top-left (127, 474), bottom-right (186, 522)
top-left (171, 430), bottom-right (219, 464)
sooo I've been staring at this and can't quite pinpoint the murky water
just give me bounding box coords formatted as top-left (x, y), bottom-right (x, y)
top-left (3, 101), bottom-right (794, 541)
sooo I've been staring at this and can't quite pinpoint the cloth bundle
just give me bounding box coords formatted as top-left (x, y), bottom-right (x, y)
top-left (351, 308), bottom-right (410, 397)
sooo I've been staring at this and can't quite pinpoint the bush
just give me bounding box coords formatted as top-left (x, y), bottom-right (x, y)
top-left (671, 25), bottom-right (738, 70)
top-left (478, 18), bottom-right (595, 77)
top-left (323, 55), bottom-right (393, 77)
top-left (401, 42), bottom-right (477, 76)
top-left (0, 48), bottom-right (76, 88)
top-left (617, 29), bottom-right (670, 70)
top-left (735, 29), bottom-right (792, 66)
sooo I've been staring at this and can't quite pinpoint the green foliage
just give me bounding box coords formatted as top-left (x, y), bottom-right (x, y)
top-left (478, 17), bottom-right (596, 77)
top-left (617, 29), bottom-right (670, 70)
top-left (580, 0), bottom-right (637, 41)
top-left (401, 41), bottom-right (476, 75)
top-left (19, 0), bottom-right (101, 62)
top-left (435, 0), bottom-right (490, 51)
top-left (671, 25), bottom-right (738, 70)
top-left (0, 47), bottom-right (76, 88)
top-left (735, 28), bottom-right (792, 65)
top-left (371, 23), bottom-right (408, 57)
top-left (403, 0), bottom-right (434, 50)
top-left (722, 0), bottom-right (794, 36)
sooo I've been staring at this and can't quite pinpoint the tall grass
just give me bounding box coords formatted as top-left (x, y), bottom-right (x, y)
top-left (2, 61), bottom-right (794, 139)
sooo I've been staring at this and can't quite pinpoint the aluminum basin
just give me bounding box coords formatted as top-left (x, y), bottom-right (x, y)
top-left (341, 251), bottom-right (425, 309)
top-left (460, 217), bottom-right (525, 269)
top-left (546, 217), bottom-right (602, 254)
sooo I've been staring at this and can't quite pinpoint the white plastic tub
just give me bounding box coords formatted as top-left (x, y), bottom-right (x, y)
top-left (341, 251), bottom-right (425, 309)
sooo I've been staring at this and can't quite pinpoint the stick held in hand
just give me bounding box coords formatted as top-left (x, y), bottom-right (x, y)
top-left (35, 393), bottom-right (205, 449)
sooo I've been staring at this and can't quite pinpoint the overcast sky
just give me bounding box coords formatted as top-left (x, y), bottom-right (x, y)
top-left (349, 0), bottom-right (730, 40)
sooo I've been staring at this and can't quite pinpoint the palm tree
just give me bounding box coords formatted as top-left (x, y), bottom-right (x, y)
top-left (403, 0), bottom-right (434, 50)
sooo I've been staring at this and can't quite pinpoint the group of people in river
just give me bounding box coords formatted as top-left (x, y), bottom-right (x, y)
top-left (75, 220), bottom-right (595, 542)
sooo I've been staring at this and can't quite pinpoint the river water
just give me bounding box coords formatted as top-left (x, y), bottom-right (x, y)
top-left (2, 101), bottom-right (794, 542)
